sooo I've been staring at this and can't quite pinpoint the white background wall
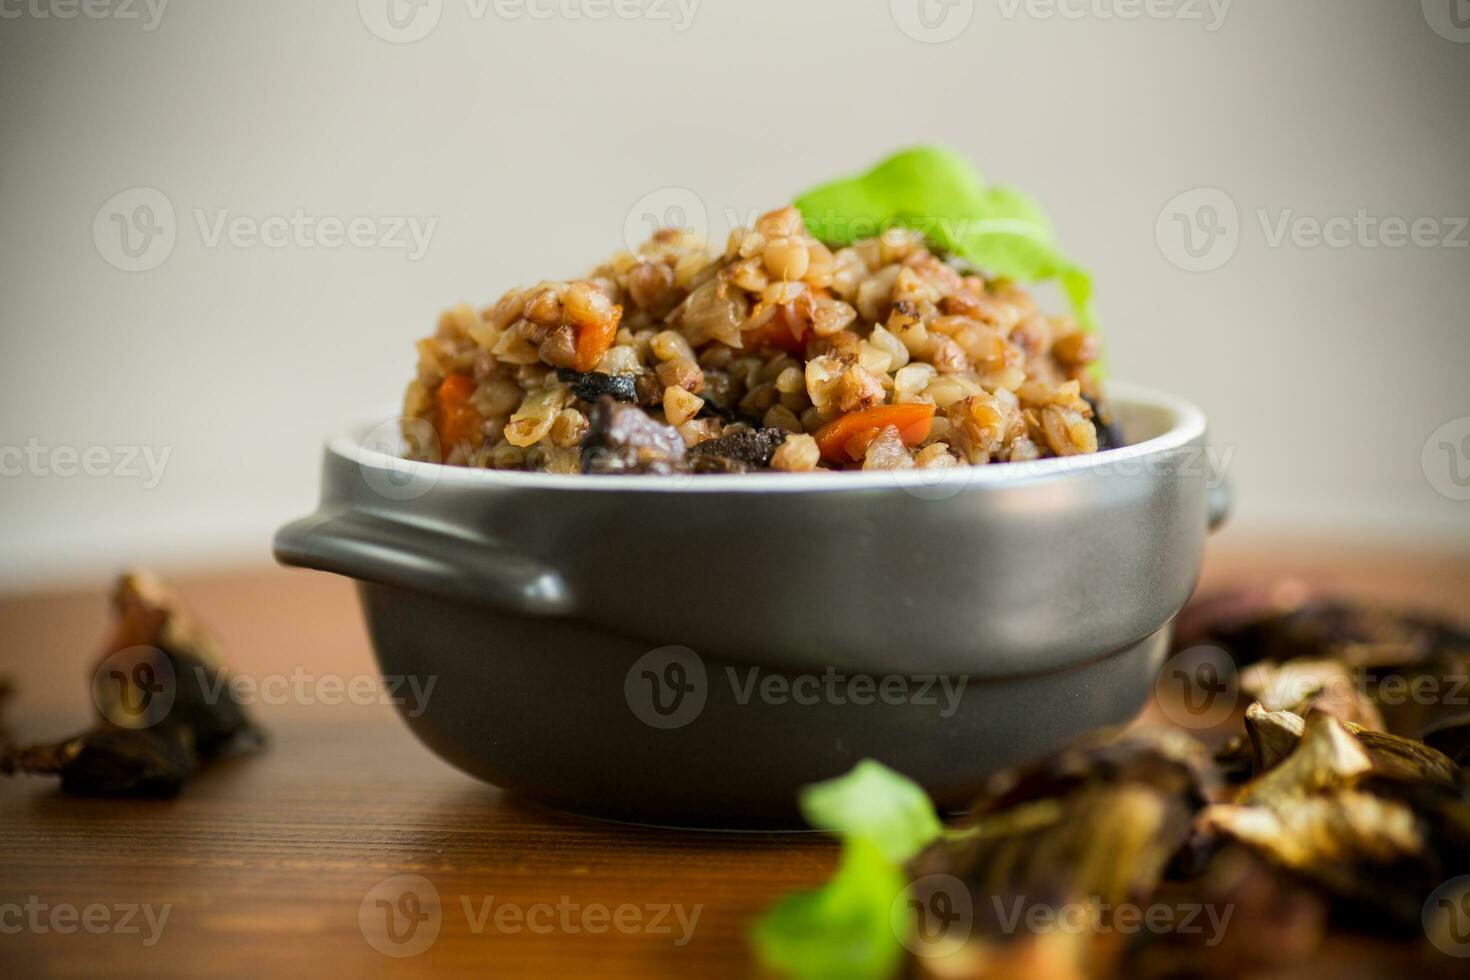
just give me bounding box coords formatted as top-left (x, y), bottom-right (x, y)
top-left (1, 0), bottom-right (1467, 588)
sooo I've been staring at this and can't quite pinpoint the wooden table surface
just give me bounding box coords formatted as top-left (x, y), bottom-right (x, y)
top-left (2, 537), bottom-right (1467, 978)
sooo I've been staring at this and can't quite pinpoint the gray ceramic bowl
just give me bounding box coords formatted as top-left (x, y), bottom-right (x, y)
top-left (275, 381), bottom-right (1227, 825)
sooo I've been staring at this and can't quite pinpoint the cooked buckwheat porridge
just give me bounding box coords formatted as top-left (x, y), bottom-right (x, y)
top-left (402, 206), bottom-right (1119, 475)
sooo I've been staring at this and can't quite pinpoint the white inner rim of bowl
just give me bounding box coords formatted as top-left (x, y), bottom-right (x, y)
top-left (329, 380), bottom-right (1208, 494)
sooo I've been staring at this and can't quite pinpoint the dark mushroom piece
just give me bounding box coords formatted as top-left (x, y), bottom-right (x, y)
top-left (688, 428), bottom-right (789, 471)
top-left (2, 726), bottom-right (197, 797)
top-left (555, 368), bottom-right (640, 405)
top-left (580, 397), bottom-right (689, 475)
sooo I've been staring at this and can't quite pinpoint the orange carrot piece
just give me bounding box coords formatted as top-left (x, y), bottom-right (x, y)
top-left (434, 373), bottom-right (482, 450)
top-left (814, 403), bottom-right (936, 464)
top-left (571, 305), bottom-right (623, 372)
top-left (746, 306), bottom-right (807, 355)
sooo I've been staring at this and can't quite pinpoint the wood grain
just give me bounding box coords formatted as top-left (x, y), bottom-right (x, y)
top-left (1, 536), bottom-right (1467, 977)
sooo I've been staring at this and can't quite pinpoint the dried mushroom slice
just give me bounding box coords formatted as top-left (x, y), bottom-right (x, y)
top-left (1176, 588), bottom-right (1470, 703)
top-left (1235, 713), bottom-right (1371, 808)
top-left (910, 785), bottom-right (1196, 980)
top-left (1127, 843), bottom-right (1330, 980)
top-left (971, 728), bottom-right (1219, 818)
top-left (1242, 703), bottom-right (1461, 787)
top-left (1, 725), bottom-right (196, 797)
top-left (96, 570), bottom-right (261, 756)
top-left (1210, 733), bottom-right (1260, 788)
top-left (899, 589), bottom-right (1470, 979)
top-left (905, 730), bottom-right (1215, 978)
top-left (1356, 772), bottom-right (1470, 875)
top-left (1203, 792), bottom-right (1430, 926)
top-left (1171, 579), bottom-right (1316, 658)
top-left (2, 571), bottom-right (262, 797)
top-left (1352, 728), bottom-right (1462, 786)
top-left (1243, 702), bottom-right (1306, 772)
top-left (1360, 651), bottom-right (1470, 740)
top-left (1239, 659), bottom-right (1385, 732)
top-left (1204, 712), bottom-right (1453, 926)
top-left (1419, 711), bottom-right (1470, 765)
top-left (982, 785), bottom-right (1185, 904)
top-left (1198, 594), bottom-right (1470, 668)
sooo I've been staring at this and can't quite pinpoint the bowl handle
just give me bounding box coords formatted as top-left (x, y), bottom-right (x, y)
top-left (273, 509), bottom-right (573, 617)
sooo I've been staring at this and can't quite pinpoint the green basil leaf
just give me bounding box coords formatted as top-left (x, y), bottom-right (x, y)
top-left (796, 146), bottom-right (987, 251)
top-left (794, 146), bottom-right (1097, 331)
top-left (799, 759), bottom-right (943, 864)
top-left (749, 837), bottom-right (908, 980)
top-left (750, 761), bottom-right (945, 979)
